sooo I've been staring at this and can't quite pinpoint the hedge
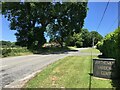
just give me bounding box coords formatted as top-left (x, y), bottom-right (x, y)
top-left (97, 27), bottom-right (120, 76)
top-left (1, 47), bottom-right (32, 57)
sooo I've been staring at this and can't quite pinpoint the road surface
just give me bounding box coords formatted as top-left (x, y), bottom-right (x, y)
top-left (0, 48), bottom-right (97, 88)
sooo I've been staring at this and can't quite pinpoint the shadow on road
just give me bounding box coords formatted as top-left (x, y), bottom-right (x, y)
top-left (32, 47), bottom-right (78, 55)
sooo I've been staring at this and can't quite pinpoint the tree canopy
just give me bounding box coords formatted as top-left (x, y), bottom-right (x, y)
top-left (66, 29), bottom-right (103, 47)
top-left (2, 2), bottom-right (88, 49)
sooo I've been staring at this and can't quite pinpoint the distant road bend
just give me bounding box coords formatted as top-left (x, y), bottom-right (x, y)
top-left (0, 48), bottom-right (96, 88)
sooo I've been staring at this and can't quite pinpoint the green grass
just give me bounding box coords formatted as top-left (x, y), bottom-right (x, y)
top-left (80, 48), bottom-right (100, 54)
top-left (91, 77), bottom-right (112, 88)
top-left (24, 48), bottom-right (113, 88)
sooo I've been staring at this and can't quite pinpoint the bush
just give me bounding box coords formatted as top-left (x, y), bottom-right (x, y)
top-left (2, 48), bottom-right (11, 57)
top-left (2, 47), bottom-right (31, 57)
top-left (97, 28), bottom-right (120, 58)
top-left (97, 27), bottom-right (120, 76)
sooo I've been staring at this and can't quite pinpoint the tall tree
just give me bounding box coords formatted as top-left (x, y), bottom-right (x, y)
top-left (81, 29), bottom-right (91, 47)
top-left (2, 2), bottom-right (52, 50)
top-left (46, 2), bottom-right (88, 47)
top-left (67, 32), bottom-right (83, 47)
top-left (66, 29), bottom-right (103, 47)
top-left (2, 2), bottom-right (88, 49)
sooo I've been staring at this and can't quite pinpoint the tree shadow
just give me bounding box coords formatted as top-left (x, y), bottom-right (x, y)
top-left (88, 73), bottom-right (93, 76)
top-left (32, 47), bottom-right (78, 55)
top-left (98, 54), bottom-right (107, 58)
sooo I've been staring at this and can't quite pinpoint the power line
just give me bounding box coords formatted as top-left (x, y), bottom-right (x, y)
top-left (96, 0), bottom-right (110, 32)
top-left (118, 18), bottom-right (120, 27)
top-left (105, 17), bottom-right (118, 35)
top-left (106, 15), bottom-right (120, 35)
top-left (104, 0), bottom-right (120, 35)
top-left (92, 0), bottom-right (110, 48)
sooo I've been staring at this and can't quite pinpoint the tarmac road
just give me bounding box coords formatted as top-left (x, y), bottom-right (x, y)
top-left (0, 48), bottom-right (97, 88)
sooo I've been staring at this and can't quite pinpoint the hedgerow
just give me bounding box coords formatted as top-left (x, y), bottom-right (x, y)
top-left (97, 27), bottom-right (120, 76)
top-left (1, 47), bottom-right (32, 57)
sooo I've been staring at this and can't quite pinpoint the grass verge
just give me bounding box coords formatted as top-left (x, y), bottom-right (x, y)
top-left (24, 48), bottom-right (113, 88)
top-left (80, 48), bottom-right (100, 54)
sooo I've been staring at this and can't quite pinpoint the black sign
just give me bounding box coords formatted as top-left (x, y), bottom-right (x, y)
top-left (93, 58), bottom-right (116, 79)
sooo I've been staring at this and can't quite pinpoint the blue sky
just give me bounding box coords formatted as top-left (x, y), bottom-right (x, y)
top-left (1, 2), bottom-right (119, 42)
top-left (84, 2), bottom-right (118, 36)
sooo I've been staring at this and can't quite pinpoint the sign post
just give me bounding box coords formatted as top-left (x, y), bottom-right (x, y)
top-left (93, 58), bottom-right (116, 79)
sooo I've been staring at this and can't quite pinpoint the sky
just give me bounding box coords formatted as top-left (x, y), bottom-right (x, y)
top-left (1, 1), bottom-right (119, 42)
top-left (84, 1), bottom-right (118, 36)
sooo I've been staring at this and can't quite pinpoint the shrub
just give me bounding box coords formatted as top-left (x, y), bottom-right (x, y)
top-left (97, 28), bottom-right (120, 59)
top-left (2, 48), bottom-right (11, 57)
top-left (97, 27), bottom-right (120, 77)
top-left (2, 47), bottom-right (31, 57)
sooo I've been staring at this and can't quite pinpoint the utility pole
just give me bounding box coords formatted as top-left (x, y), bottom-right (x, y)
top-left (92, 37), bottom-right (95, 48)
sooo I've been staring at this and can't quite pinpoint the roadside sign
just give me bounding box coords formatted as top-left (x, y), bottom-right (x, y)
top-left (93, 58), bottom-right (116, 79)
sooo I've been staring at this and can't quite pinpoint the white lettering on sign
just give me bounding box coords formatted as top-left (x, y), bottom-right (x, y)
top-left (95, 61), bottom-right (114, 65)
top-left (97, 66), bottom-right (112, 70)
top-left (101, 71), bottom-right (111, 76)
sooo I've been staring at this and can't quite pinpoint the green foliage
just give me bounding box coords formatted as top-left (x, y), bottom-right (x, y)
top-left (90, 31), bottom-right (103, 46)
top-left (97, 28), bottom-right (120, 59)
top-left (97, 27), bottom-right (120, 76)
top-left (1, 41), bottom-right (17, 48)
top-left (66, 29), bottom-right (103, 47)
top-left (81, 30), bottom-right (103, 47)
top-left (45, 2), bottom-right (88, 47)
top-left (2, 2), bottom-right (51, 49)
top-left (2, 48), bottom-right (11, 57)
top-left (66, 33), bottom-right (83, 48)
top-left (0, 41), bottom-right (31, 57)
top-left (81, 29), bottom-right (91, 47)
top-left (2, 2), bottom-right (88, 49)
top-left (1, 47), bottom-right (31, 57)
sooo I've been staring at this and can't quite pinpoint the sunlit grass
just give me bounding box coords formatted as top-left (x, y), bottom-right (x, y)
top-left (25, 48), bottom-right (112, 88)
top-left (80, 48), bottom-right (100, 54)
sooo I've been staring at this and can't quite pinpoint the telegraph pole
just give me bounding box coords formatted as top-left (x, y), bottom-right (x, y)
top-left (92, 37), bottom-right (95, 48)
